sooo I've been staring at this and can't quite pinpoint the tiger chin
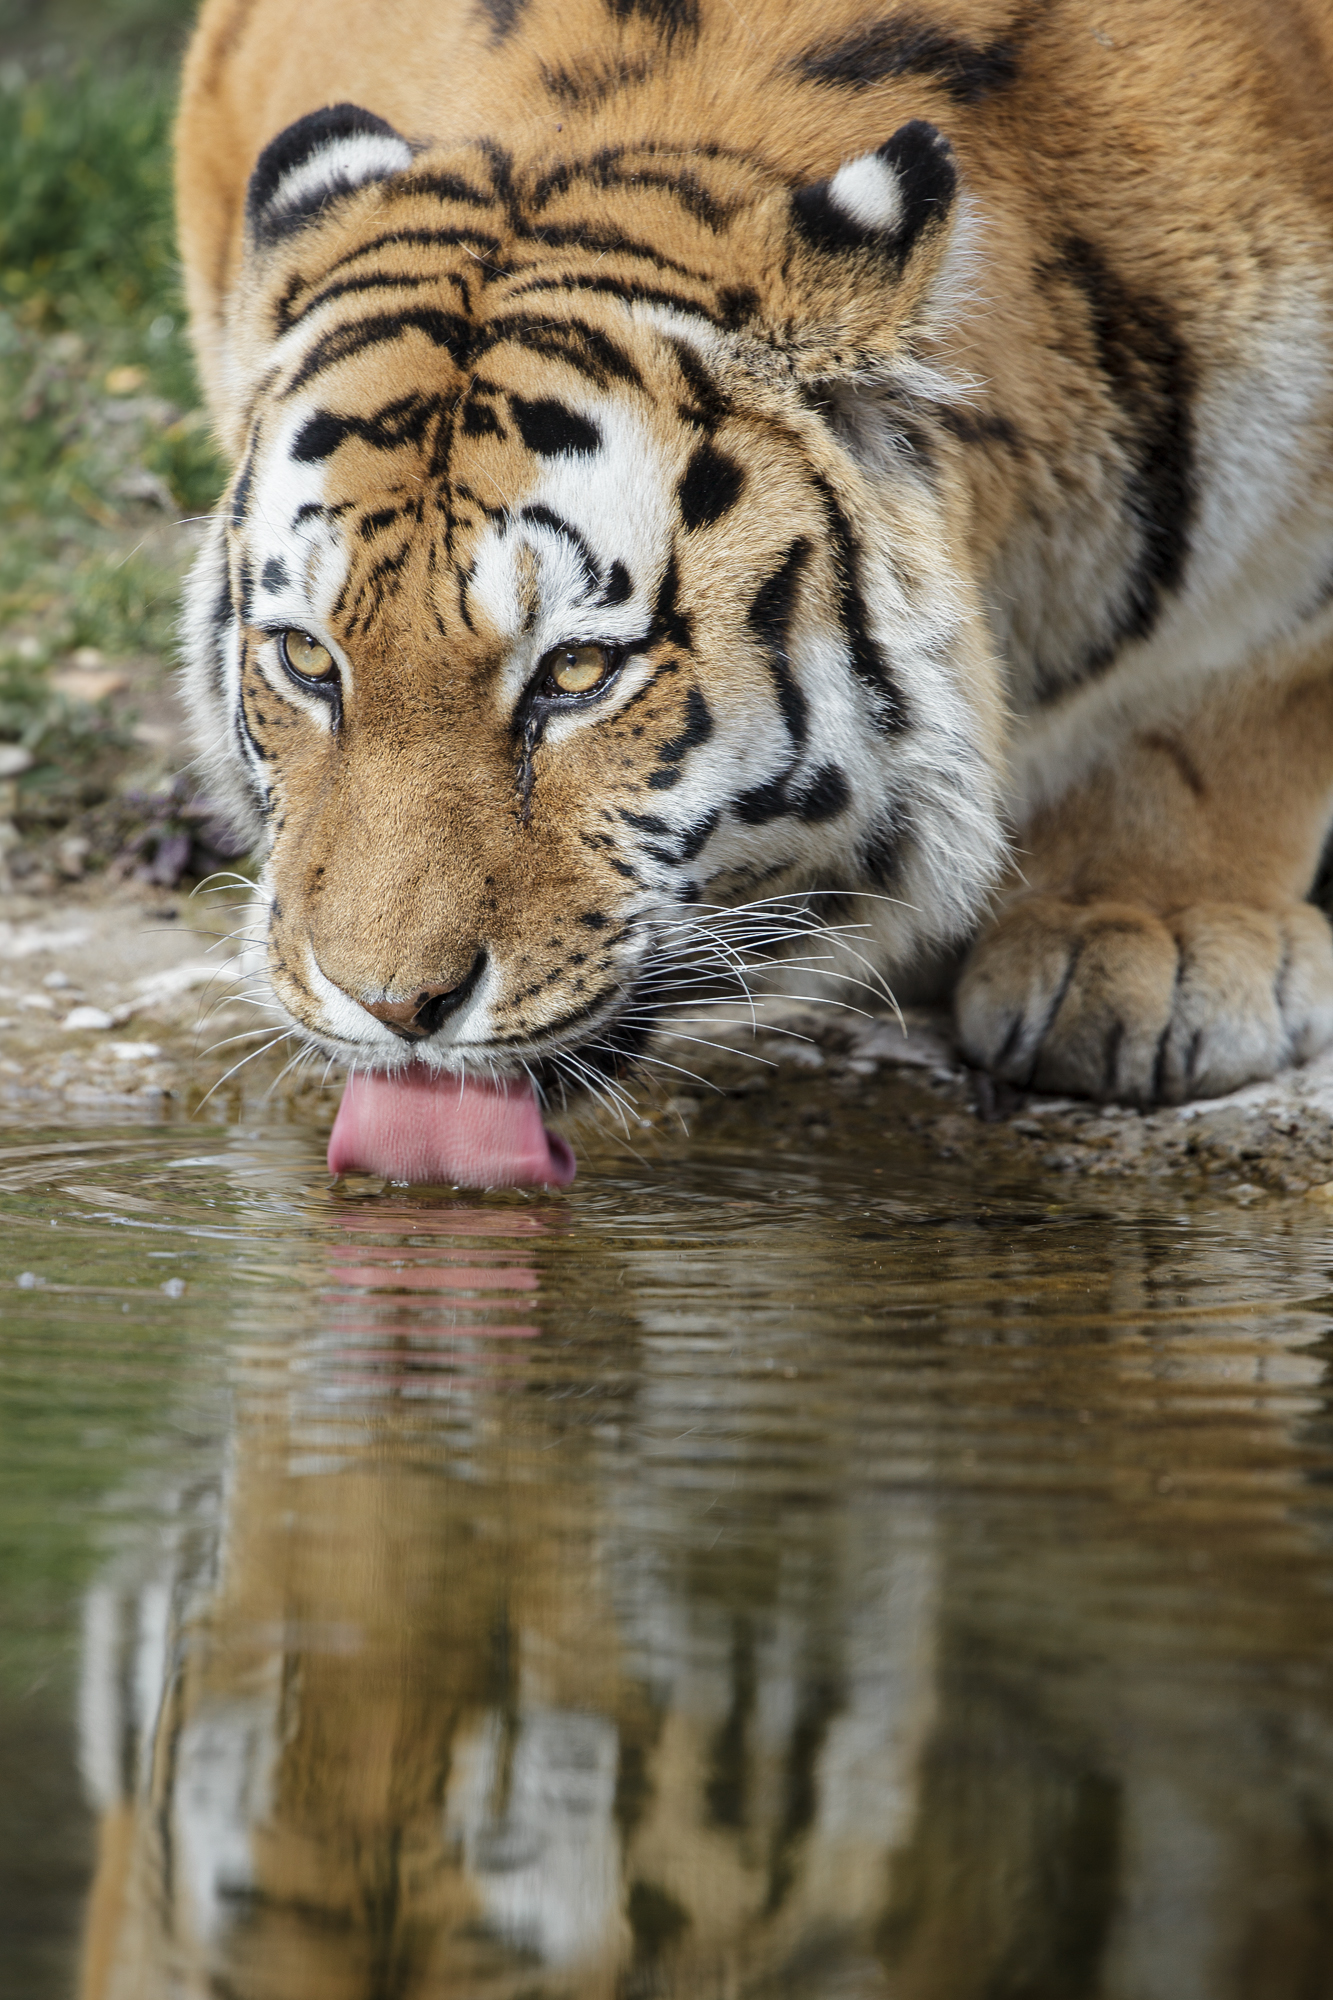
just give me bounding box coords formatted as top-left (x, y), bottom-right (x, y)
top-left (176, 0), bottom-right (1333, 1157)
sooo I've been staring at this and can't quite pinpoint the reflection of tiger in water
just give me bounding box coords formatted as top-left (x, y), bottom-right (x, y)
top-left (76, 1210), bottom-right (940, 1998)
top-left (179, 0), bottom-right (1333, 1107)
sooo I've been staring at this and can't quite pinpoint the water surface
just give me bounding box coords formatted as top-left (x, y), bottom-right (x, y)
top-left (4, 1101), bottom-right (1333, 1999)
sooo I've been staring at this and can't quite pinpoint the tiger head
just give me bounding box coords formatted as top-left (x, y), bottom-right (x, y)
top-left (183, 105), bottom-right (1006, 1091)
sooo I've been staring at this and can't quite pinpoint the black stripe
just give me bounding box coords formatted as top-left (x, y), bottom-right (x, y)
top-left (529, 151), bottom-right (735, 231)
top-left (236, 700), bottom-right (269, 775)
top-left (812, 475), bottom-right (909, 733)
top-left (651, 552), bottom-right (693, 649)
top-left (794, 763), bottom-right (850, 822)
top-left (359, 505), bottom-right (406, 538)
top-left (541, 55), bottom-right (650, 107)
top-left (606, 0), bottom-right (699, 35)
top-left (291, 498), bottom-right (354, 526)
top-left (259, 556), bottom-right (288, 591)
top-left (276, 267), bottom-right (470, 337)
top-left (291, 392), bottom-right (448, 463)
top-left (279, 227), bottom-right (504, 334)
top-left (517, 223), bottom-right (718, 286)
top-left (677, 808), bottom-right (720, 860)
top-left (479, 0), bottom-right (529, 35)
top-left (679, 442), bottom-right (746, 530)
top-left (397, 168), bottom-right (494, 208)
top-left (734, 775), bottom-right (789, 824)
top-left (794, 11), bottom-right (1021, 102)
top-left (735, 761), bottom-right (851, 827)
top-left (365, 541), bottom-right (413, 585)
top-left (453, 480), bottom-right (508, 523)
top-left (861, 814), bottom-right (903, 886)
top-left (475, 138), bottom-right (522, 225)
top-left (461, 399), bottom-right (506, 439)
top-left (282, 308), bottom-right (471, 397)
top-left (1044, 235), bottom-right (1194, 684)
top-left (748, 540), bottom-right (810, 750)
top-left (646, 688), bottom-right (712, 791)
top-left (602, 560), bottom-right (632, 606)
top-left (482, 314), bottom-right (644, 390)
top-left (205, 567), bottom-right (233, 701)
top-left (939, 406), bottom-right (1022, 451)
top-left (656, 686), bottom-right (714, 763)
top-left (489, 980), bottom-right (624, 1044)
top-left (520, 505), bottom-right (601, 597)
top-left (340, 538), bottom-right (414, 635)
top-left (672, 341), bottom-right (730, 429)
top-left (229, 444), bottom-right (255, 530)
top-left (612, 657), bottom-right (682, 725)
top-left (510, 395), bottom-right (602, 457)
top-left (504, 269), bottom-right (721, 324)
top-left (717, 285), bottom-right (761, 328)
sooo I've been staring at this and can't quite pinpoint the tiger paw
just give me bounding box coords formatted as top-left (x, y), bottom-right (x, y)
top-left (955, 894), bottom-right (1333, 1105)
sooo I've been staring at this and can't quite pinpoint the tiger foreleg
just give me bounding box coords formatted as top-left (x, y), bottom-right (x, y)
top-left (955, 649), bottom-right (1333, 1105)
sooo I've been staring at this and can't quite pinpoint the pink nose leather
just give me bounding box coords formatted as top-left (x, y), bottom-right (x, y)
top-left (363, 986), bottom-right (459, 1040)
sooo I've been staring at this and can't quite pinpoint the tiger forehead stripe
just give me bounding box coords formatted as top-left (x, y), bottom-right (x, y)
top-left (276, 262), bottom-right (473, 339)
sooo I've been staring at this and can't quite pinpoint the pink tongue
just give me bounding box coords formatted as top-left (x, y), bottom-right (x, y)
top-left (327, 1069), bottom-right (575, 1188)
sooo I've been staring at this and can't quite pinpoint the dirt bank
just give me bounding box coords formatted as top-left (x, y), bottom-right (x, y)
top-left (6, 869), bottom-right (1333, 1207)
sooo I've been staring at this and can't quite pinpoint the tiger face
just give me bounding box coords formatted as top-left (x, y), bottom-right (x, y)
top-left (183, 106), bottom-right (1005, 1090)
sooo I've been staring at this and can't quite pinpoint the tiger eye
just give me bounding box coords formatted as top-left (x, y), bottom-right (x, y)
top-left (280, 630), bottom-right (337, 680)
top-left (550, 643), bottom-right (609, 694)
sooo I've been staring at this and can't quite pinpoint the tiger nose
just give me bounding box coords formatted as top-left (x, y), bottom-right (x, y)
top-left (362, 951), bottom-right (486, 1041)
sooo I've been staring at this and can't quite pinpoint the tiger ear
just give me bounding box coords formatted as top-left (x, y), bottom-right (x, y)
top-left (245, 103), bottom-right (415, 247)
top-left (734, 121), bottom-right (960, 378)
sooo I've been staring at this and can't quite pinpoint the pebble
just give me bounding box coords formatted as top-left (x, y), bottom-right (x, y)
top-left (50, 667), bottom-right (130, 704)
top-left (63, 1005), bottom-right (116, 1031)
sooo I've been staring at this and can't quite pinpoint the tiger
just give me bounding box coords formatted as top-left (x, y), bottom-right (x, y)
top-left (176, 0), bottom-right (1333, 1171)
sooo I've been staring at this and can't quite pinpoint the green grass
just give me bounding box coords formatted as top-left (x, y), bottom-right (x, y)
top-left (0, 44), bottom-right (225, 773)
top-left (0, 66), bottom-right (185, 369)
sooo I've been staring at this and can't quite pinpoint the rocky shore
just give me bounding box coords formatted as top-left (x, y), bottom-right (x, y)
top-left (6, 872), bottom-right (1333, 1205)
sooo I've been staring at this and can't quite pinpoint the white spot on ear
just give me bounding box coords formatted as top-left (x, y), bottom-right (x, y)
top-left (266, 132), bottom-right (413, 227)
top-left (829, 153), bottom-right (904, 235)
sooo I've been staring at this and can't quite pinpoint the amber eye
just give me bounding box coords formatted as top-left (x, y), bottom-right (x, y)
top-left (543, 642), bottom-right (612, 697)
top-left (279, 629), bottom-right (337, 682)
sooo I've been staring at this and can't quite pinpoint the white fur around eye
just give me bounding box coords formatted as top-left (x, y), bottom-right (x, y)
top-left (828, 153), bottom-right (904, 234)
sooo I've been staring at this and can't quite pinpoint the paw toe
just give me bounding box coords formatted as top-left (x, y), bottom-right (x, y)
top-left (957, 897), bottom-right (1333, 1106)
top-left (956, 897), bottom-right (1178, 1101)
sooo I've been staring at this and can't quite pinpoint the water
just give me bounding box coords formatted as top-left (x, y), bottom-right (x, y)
top-left (4, 1095), bottom-right (1333, 1999)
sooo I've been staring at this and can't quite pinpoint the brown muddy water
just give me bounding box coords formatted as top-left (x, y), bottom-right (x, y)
top-left (4, 1094), bottom-right (1333, 2000)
